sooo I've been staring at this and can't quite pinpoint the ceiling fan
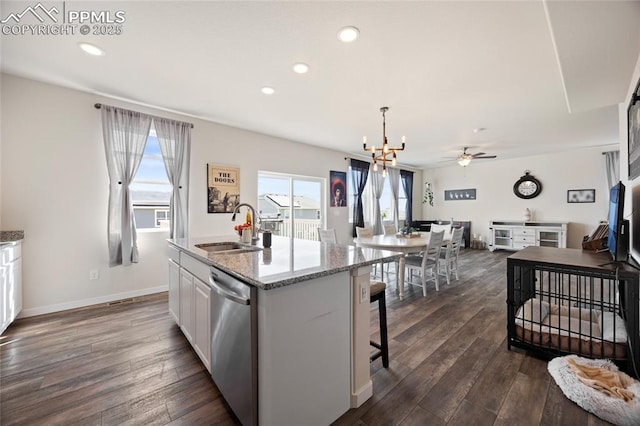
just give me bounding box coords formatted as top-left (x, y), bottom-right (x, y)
top-left (456, 147), bottom-right (497, 167)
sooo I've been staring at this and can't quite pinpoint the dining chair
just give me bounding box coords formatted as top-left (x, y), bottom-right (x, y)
top-left (438, 227), bottom-right (464, 285)
top-left (383, 224), bottom-right (397, 235)
top-left (318, 228), bottom-right (338, 243)
top-left (356, 226), bottom-right (374, 238)
top-left (356, 226), bottom-right (386, 278)
top-left (405, 230), bottom-right (445, 296)
top-left (430, 223), bottom-right (451, 234)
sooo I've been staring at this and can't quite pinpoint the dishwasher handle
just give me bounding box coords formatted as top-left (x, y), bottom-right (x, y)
top-left (209, 273), bottom-right (251, 305)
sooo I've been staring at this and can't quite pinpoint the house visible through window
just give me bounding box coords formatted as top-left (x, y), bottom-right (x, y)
top-left (131, 126), bottom-right (171, 230)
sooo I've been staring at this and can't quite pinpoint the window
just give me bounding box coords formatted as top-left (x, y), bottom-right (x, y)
top-left (348, 169), bottom-right (407, 224)
top-left (131, 127), bottom-right (171, 230)
top-left (258, 172), bottom-right (324, 241)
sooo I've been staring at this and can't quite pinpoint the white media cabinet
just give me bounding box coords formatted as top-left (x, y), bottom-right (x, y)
top-left (489, 220), bottom-right (568, 252)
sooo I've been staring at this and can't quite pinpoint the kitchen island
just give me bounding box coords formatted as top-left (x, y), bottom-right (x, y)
top-left (168, 234), bottom-right (401, 426)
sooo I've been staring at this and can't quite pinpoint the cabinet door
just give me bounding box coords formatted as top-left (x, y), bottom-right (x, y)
top-left (193, 278), bottom-right (211, 372)
top-left (492, 227), bottom-right (512, 250)
top-left (168, 259), bottom-right (180, 324)
top-left (179, 269), bottom-right (194, 343)
top-left (537, 230), bottom-right (561, 248)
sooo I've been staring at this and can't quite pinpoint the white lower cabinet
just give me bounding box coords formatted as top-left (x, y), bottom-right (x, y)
top-left (1, 242), bottom-right (22, 335)
top-left (193, 278), bottom-right (211, 371)
top-left (168, 245), bottom-right (212, 373)
top-left (179, 269), bottom-right (195, 343)
top-left (168, 259), bottom-right (180, 324)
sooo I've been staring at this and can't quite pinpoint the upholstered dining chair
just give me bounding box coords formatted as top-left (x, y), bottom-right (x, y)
top-left (405, 230), bottom-right (445, 296)
top-left (438, 226), bottom-right (464, 285)
top-left (318, 228), bottom-right (338, 243)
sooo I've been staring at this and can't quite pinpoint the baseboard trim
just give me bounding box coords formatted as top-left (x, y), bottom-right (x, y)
top-left (18, 286), bottom-right (168, 318)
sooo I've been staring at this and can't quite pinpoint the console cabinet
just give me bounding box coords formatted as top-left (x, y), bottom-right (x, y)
top-left (489, 221), bottom-right (567, 252)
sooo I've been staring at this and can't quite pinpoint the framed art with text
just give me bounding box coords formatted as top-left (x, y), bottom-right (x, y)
top-left (628, 77), bottom-right (640, 180)
top-left (207, 164), bottom-right (240, 213)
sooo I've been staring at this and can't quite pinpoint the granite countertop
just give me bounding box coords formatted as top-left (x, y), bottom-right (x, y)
top-left (0, 230), bottom-right (24, 243)
top-left (169, 234), bottom-right (402, 290)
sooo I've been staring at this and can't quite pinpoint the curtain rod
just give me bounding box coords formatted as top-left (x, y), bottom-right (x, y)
top-left (602, 150), bottom-right (619, 155)
top-left (94, 103), bottom-right (194, 128)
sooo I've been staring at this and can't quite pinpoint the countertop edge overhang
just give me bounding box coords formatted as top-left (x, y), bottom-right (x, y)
top-left (169, 234), bottom-right (402, 290)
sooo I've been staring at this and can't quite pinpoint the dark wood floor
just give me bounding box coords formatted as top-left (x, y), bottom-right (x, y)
top-left (0, 249), bottom-right (611, 425)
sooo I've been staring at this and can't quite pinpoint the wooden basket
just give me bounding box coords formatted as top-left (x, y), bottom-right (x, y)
top-left (581, 236), bottom-right (607, 251)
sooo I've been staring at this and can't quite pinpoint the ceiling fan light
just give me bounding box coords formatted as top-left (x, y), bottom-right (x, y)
top-left (458, 157), bottom-right (472, 167)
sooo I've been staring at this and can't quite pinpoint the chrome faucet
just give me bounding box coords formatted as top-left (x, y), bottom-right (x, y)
top-left (232, 203), bottom-right (259, 245)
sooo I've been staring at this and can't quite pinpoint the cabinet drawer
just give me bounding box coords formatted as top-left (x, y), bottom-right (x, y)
top-left (180, 253), bottom-right (210, 284)
top-left (513, 228), bottom-right (534, 237)
top-left (167, 244), bottom-right (180, 263)
top-left (514, 236), bottom-right (535, 244)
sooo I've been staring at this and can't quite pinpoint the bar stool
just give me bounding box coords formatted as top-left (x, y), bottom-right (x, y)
top-left (369, 281), bottom-right (389, 368)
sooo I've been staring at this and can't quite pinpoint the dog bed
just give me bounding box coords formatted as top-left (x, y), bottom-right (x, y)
top-left (548, 355), bottom-right (640, 425)
top-left (515, 298), bottom-right (627, 360)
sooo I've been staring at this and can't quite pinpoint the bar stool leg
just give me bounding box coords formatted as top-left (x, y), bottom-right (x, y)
top-left (379, 291), bottom-right (389, 368)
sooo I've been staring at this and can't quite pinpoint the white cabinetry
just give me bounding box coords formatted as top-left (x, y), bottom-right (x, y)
top-left (489, 221), bottom-right (567, 252)
top-left (168, 259), bottom-right (180, 324)
top-left (1, 242), bottom-right (22, 335)
top-left (167, 244), bottom-right (212, 372)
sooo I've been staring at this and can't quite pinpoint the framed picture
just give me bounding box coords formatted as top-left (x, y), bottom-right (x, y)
top-left (444, 188), bottom-right (476, 201)
top-left (628, 76), bottom-right (640, 180)
top-left (567, 189), bottom-right (595, 203)
top-left (329, 170), bottom-right (347, 207)
top-left (207, 164), bottom-right (240, 213)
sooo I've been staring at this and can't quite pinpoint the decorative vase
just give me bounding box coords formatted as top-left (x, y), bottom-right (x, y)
top-left (524, 208), bottom-right (532, 221)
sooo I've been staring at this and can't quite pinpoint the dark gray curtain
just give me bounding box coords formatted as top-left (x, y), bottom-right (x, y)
top-left (350, 159), bottom-right (370, 237)
top-left (400, 169), bottom-right (414, 226)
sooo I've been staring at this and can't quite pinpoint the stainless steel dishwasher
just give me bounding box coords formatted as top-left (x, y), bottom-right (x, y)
top-left (209, 266), bottom-right (258, 426)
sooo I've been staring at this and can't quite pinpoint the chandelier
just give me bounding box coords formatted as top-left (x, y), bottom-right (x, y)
top-left (362, 106), bottom-right (405, 177)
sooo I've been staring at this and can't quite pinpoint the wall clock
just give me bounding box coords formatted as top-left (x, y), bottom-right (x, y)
top-left (513, 171), bottom-right (542, 199)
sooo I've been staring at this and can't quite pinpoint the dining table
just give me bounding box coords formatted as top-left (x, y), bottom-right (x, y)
top-left (354, 231), bottom-right (449, 298)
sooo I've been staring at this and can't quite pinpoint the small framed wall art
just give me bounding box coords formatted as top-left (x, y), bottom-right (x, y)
top-left (567, 189), bottom-right (595, 203)
top-left (444, 188), bottom-right (476, 201)
top-left (207, 164), bottom-right (240, 213)
top-left (330, 170), bottom-right (347, 207)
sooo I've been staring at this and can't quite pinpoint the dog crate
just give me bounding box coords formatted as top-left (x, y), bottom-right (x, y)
top-left (506, 246), bottom-right (639, 378)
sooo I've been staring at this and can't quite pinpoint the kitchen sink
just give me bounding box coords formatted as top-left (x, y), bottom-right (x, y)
top-left (195, 242), bottom-right (262, 254)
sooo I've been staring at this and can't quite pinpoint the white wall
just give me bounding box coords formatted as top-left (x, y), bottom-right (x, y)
top-left (0, 73), bottom-right (423, 315)
top-left (420, 147), bottom-right (613, 249)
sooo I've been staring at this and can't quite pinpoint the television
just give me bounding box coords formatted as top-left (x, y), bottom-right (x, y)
top-left (607, 181), bottom-right (629, 262)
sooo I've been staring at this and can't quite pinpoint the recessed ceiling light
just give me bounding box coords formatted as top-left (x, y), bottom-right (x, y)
top-left (292, 63), bottom-right (309, 74)
top-left (78, 42), bottom-right (105, 56)
top-left (337, 26), bottom-right (359, 43)
top-left (261, 86), bottom-right (275, 95)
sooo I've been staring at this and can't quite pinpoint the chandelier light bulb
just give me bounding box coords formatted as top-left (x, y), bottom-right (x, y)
top-left (373, 162), bottom-right (378, 172)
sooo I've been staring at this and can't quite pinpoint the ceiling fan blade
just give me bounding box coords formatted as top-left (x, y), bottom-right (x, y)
top-left (471, 152), bottom-right (486, 158)
top-left (474, 155), bottom-right (497, 159)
